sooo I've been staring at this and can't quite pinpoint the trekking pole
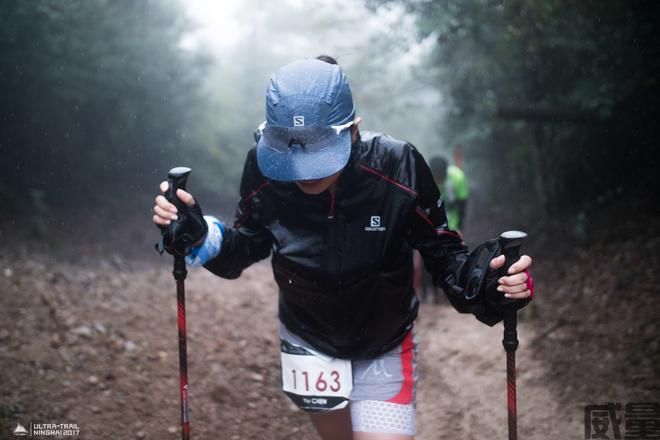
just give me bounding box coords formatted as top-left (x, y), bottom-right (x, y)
top-left (164, 167), bottom-right (193, 440)
top-left (499, 230), bottom-right (527, 440)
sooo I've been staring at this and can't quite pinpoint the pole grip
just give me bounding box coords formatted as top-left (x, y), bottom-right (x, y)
top-left (499, 231), bottom-right (527, 353)
top-left (167, 167), bottom-right (192, 211)
top-left (155, 167), bottom-right (192, 255)
top-left (499, 230), bottom-right (526, 274)
top-left (165, 167), bottom-right (192, 253)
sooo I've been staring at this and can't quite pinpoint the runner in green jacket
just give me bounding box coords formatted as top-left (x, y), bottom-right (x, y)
top-left (429, 156), bottom-right (468, 231)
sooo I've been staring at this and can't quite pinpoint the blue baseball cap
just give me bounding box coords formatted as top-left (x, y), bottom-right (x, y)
top-left (256, 59), bottom-right (356, 182)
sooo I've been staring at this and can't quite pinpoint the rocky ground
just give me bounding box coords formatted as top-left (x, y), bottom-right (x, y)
top-left (0, 203), bottom-right (657, 439)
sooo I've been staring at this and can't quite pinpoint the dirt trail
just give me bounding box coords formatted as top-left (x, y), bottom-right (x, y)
top-left (415, 305), bottom-right (577, 439)
top-left (0, 246), bottom-right (590, 439)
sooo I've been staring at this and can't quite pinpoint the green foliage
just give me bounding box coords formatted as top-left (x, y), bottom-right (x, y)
top-left (29, 189), bottom-right (49, 238)
top-left (373, 0), bottom-right (659, 223)
top-left (1, 0), bottom-right (448, 221)
top-left (3, 0), bottom-right (656, 232)
top-left (175, 0), bottom-right (449, 211)
top-left (0, 402), bottom-right (20, 419)
top-left (0, 0), bottom-right (211, 211)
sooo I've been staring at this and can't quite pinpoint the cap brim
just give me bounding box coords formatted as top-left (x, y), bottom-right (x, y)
top-left (256, 129), bottom-right (351, 182)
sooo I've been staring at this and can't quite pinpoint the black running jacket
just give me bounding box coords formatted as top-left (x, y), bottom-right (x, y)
top-left (204, 132), bottom-right (503, 359)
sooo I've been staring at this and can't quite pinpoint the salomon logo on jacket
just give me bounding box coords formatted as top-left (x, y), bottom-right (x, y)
top-left (365, 216), bottom-right (386, 232)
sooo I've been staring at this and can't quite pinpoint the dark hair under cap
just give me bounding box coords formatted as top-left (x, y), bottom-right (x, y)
top-left (316, 55), bottom-right (338, 65)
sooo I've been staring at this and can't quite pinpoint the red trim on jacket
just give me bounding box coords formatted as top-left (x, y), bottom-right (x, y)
top-left (359, 164), bottom-right (418, 197)
top-left (234, 181), bottom-right (270, 228)
top-left (244, 181), bottom-right (270, 201)
top-left (415, 207), bottom-right (463, 241)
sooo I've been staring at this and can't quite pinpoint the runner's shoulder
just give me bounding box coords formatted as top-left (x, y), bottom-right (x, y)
top-left (238, 146), bottom-right (269, 197)
top-left (357, 131), bottom-right (421, 190)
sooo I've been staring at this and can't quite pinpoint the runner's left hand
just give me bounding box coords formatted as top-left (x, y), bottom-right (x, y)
top-left (489, 255), bottom-right (533, 300)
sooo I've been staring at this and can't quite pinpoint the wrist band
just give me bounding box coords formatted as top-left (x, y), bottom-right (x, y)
top-left (525, 269), bottom-right (534, 299)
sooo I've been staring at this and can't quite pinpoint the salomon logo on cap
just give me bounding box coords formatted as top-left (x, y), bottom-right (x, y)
top-left (256, 59), bottom-right (356, 182)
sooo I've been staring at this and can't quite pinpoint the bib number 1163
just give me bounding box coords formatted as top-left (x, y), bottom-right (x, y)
top-left (280, 342), bottom-right (353, 411)
top-left (289, 369), bottom-right (342, 393)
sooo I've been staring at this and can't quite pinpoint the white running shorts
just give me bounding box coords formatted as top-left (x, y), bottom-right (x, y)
top-left (280, 323), bottom-right (418, 436)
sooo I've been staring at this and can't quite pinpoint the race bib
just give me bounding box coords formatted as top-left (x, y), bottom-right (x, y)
top-left (280, 340), bottom-right (353, 412)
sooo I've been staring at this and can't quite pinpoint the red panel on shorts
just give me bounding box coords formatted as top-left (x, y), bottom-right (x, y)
top-left (386, 331), bottom-right (415, 405)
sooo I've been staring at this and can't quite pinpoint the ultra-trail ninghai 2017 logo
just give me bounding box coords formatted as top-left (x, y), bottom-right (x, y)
top-left (12, 422), bottom-right (80, 437)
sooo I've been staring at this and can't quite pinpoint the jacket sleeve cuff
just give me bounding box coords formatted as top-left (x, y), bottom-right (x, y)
top-left (185, 216), bottom-right (225, 267)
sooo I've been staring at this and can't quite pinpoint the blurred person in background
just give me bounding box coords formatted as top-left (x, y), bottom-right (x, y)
top-left (415, 154), bottom-right (470, 302)
top-left (429, 155), bottom-right (469, 232)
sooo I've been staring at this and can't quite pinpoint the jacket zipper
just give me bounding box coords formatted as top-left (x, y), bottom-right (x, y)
top-left (328, 190), bottom-right (336, 219)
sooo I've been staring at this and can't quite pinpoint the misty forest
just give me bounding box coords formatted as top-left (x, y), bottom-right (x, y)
top-left (1, 0), bottom-right (658, 439)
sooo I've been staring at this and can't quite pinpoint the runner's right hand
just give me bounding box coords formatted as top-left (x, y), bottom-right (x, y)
top-left (153, 181), bottom-right (208, 254)
top-left (153, 181), bottom-right (196, 226)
